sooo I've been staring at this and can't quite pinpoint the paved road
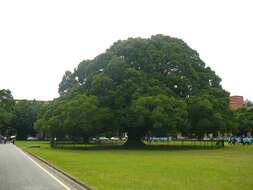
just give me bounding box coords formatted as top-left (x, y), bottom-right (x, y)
top-left (0, 144), bottom-right (86, 190)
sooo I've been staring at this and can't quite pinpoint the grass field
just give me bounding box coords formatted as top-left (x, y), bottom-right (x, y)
top-left (16, 141), bottom-right (253, 190)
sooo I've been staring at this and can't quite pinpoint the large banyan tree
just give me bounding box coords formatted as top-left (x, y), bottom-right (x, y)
top-left (53, 34), bottom-right (231, 145)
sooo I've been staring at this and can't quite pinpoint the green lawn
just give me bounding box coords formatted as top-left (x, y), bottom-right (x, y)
top-left (16, 141), bottom-right (253, 190)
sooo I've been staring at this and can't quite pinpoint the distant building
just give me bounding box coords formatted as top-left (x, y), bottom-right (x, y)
top-left (15, 99), bottom-right (50, 105)
top-left (229, 96), bottom-right (244, 110)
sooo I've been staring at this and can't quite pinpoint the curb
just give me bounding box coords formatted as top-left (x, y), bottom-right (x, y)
top-left (18, 146), bottom-right (94, 190)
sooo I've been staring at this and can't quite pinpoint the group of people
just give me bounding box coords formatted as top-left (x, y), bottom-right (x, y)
top-left (0, 135), bottom-right (7, 144)
top-left (228, 136), bottom-right (253, 145)
top-left (0, 135), bottom-right (15, 144)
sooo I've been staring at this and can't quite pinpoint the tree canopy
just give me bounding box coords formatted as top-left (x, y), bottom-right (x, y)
top-left (35, 86), bottom-right (112, 142)
top-left (0, 89), bottom-right (15, 135)
top-left (233, 108), bottom-right (253, 133)
top-left (13, 100), bottom-right (42, 140)
top-left (36, 34), bottom-right (233, 145)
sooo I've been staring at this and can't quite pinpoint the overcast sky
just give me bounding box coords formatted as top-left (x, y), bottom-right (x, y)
top-left (0, 0), bottom-right (252, 101)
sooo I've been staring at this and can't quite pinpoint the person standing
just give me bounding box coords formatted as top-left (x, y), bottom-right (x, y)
top-left (4, 136), bottom-right (7, 144)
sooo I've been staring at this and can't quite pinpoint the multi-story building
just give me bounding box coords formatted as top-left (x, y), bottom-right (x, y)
top-left (229, 96), bottom-right (244, 110)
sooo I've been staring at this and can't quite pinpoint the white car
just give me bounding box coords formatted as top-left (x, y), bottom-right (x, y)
top-left (27, 137), bottom-right (39, 141)
top-left (98, 137), bottom-right (109, 141)
top-left (110, 137), bottom-right (120, 141)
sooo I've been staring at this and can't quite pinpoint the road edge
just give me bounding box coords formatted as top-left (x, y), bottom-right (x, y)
top-left (17, 146), bottom-right (94, 190)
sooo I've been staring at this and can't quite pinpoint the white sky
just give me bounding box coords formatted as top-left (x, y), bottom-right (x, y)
top-left (0, 0), bottom-right (252, 101)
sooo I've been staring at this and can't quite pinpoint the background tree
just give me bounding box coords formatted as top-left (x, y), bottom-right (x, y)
top-left (14, 100), bottom-right (42, 140)
top-left (0, 89), bottom-right (16, 135)
top-left (233, 108), bottom-right (253, 135)
top-left (187, 88), bottom-right (232, 138)
top-left (58, 70), bottom-right (78, 96)
top-left (245, 99), bottom-right (253, 108)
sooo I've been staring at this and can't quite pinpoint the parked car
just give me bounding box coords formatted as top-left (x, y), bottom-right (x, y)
top-left (98, 137), bottom-right (109, 141)
top-left (110, 137), bottom-right (120, 141)
top-left (27, 136), bottom-right (39, 141)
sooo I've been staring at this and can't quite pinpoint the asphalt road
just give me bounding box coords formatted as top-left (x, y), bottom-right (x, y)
top-left (0, 144), bottom-right (87, 190)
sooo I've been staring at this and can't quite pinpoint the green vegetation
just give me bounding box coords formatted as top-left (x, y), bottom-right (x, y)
top-left (234, 108), bottom-right (253, 131)
top-left (35, 35), bottom-right (234, 145)
top-left (17, 141), bottom-right (253, 190)
top-left (0, 89), bottom-right (16, 135)
top-left (2, 35), bottom-right (252, 143)
top-left (14, 100), bottom-right (43, 139)
top-left (1, 34), bottom-right (253, 190)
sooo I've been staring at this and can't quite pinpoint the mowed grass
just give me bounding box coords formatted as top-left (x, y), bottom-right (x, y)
top-left (17, 141), bottom-right (253, 190)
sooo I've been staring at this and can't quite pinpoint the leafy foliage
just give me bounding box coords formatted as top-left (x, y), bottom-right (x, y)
top-left (36, 34), bottom-right (233, 145)
top-left (126, 95), bottom-right (188, 143)
top-left (35, 86), bottom-right (112, 141)
top-left (187, 88), bottom-right (232, 137)
top-left (233, 108), bottom-right (253, 132)
top-left (14, 100), bottom-right (42, 139)
top-left (0, 89), bottom-right (15, 135)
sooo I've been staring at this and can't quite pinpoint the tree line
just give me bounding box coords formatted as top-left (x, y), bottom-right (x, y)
top-left (1, 35), bottom-right (252, 145)
top-left (0, 90), bottom-right (43, 140)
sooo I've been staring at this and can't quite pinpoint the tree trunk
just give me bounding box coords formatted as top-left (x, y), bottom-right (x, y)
top-left (124, 129), bottom-right (145, 147)
top-left (82, 135), bottom-right (89, 144)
